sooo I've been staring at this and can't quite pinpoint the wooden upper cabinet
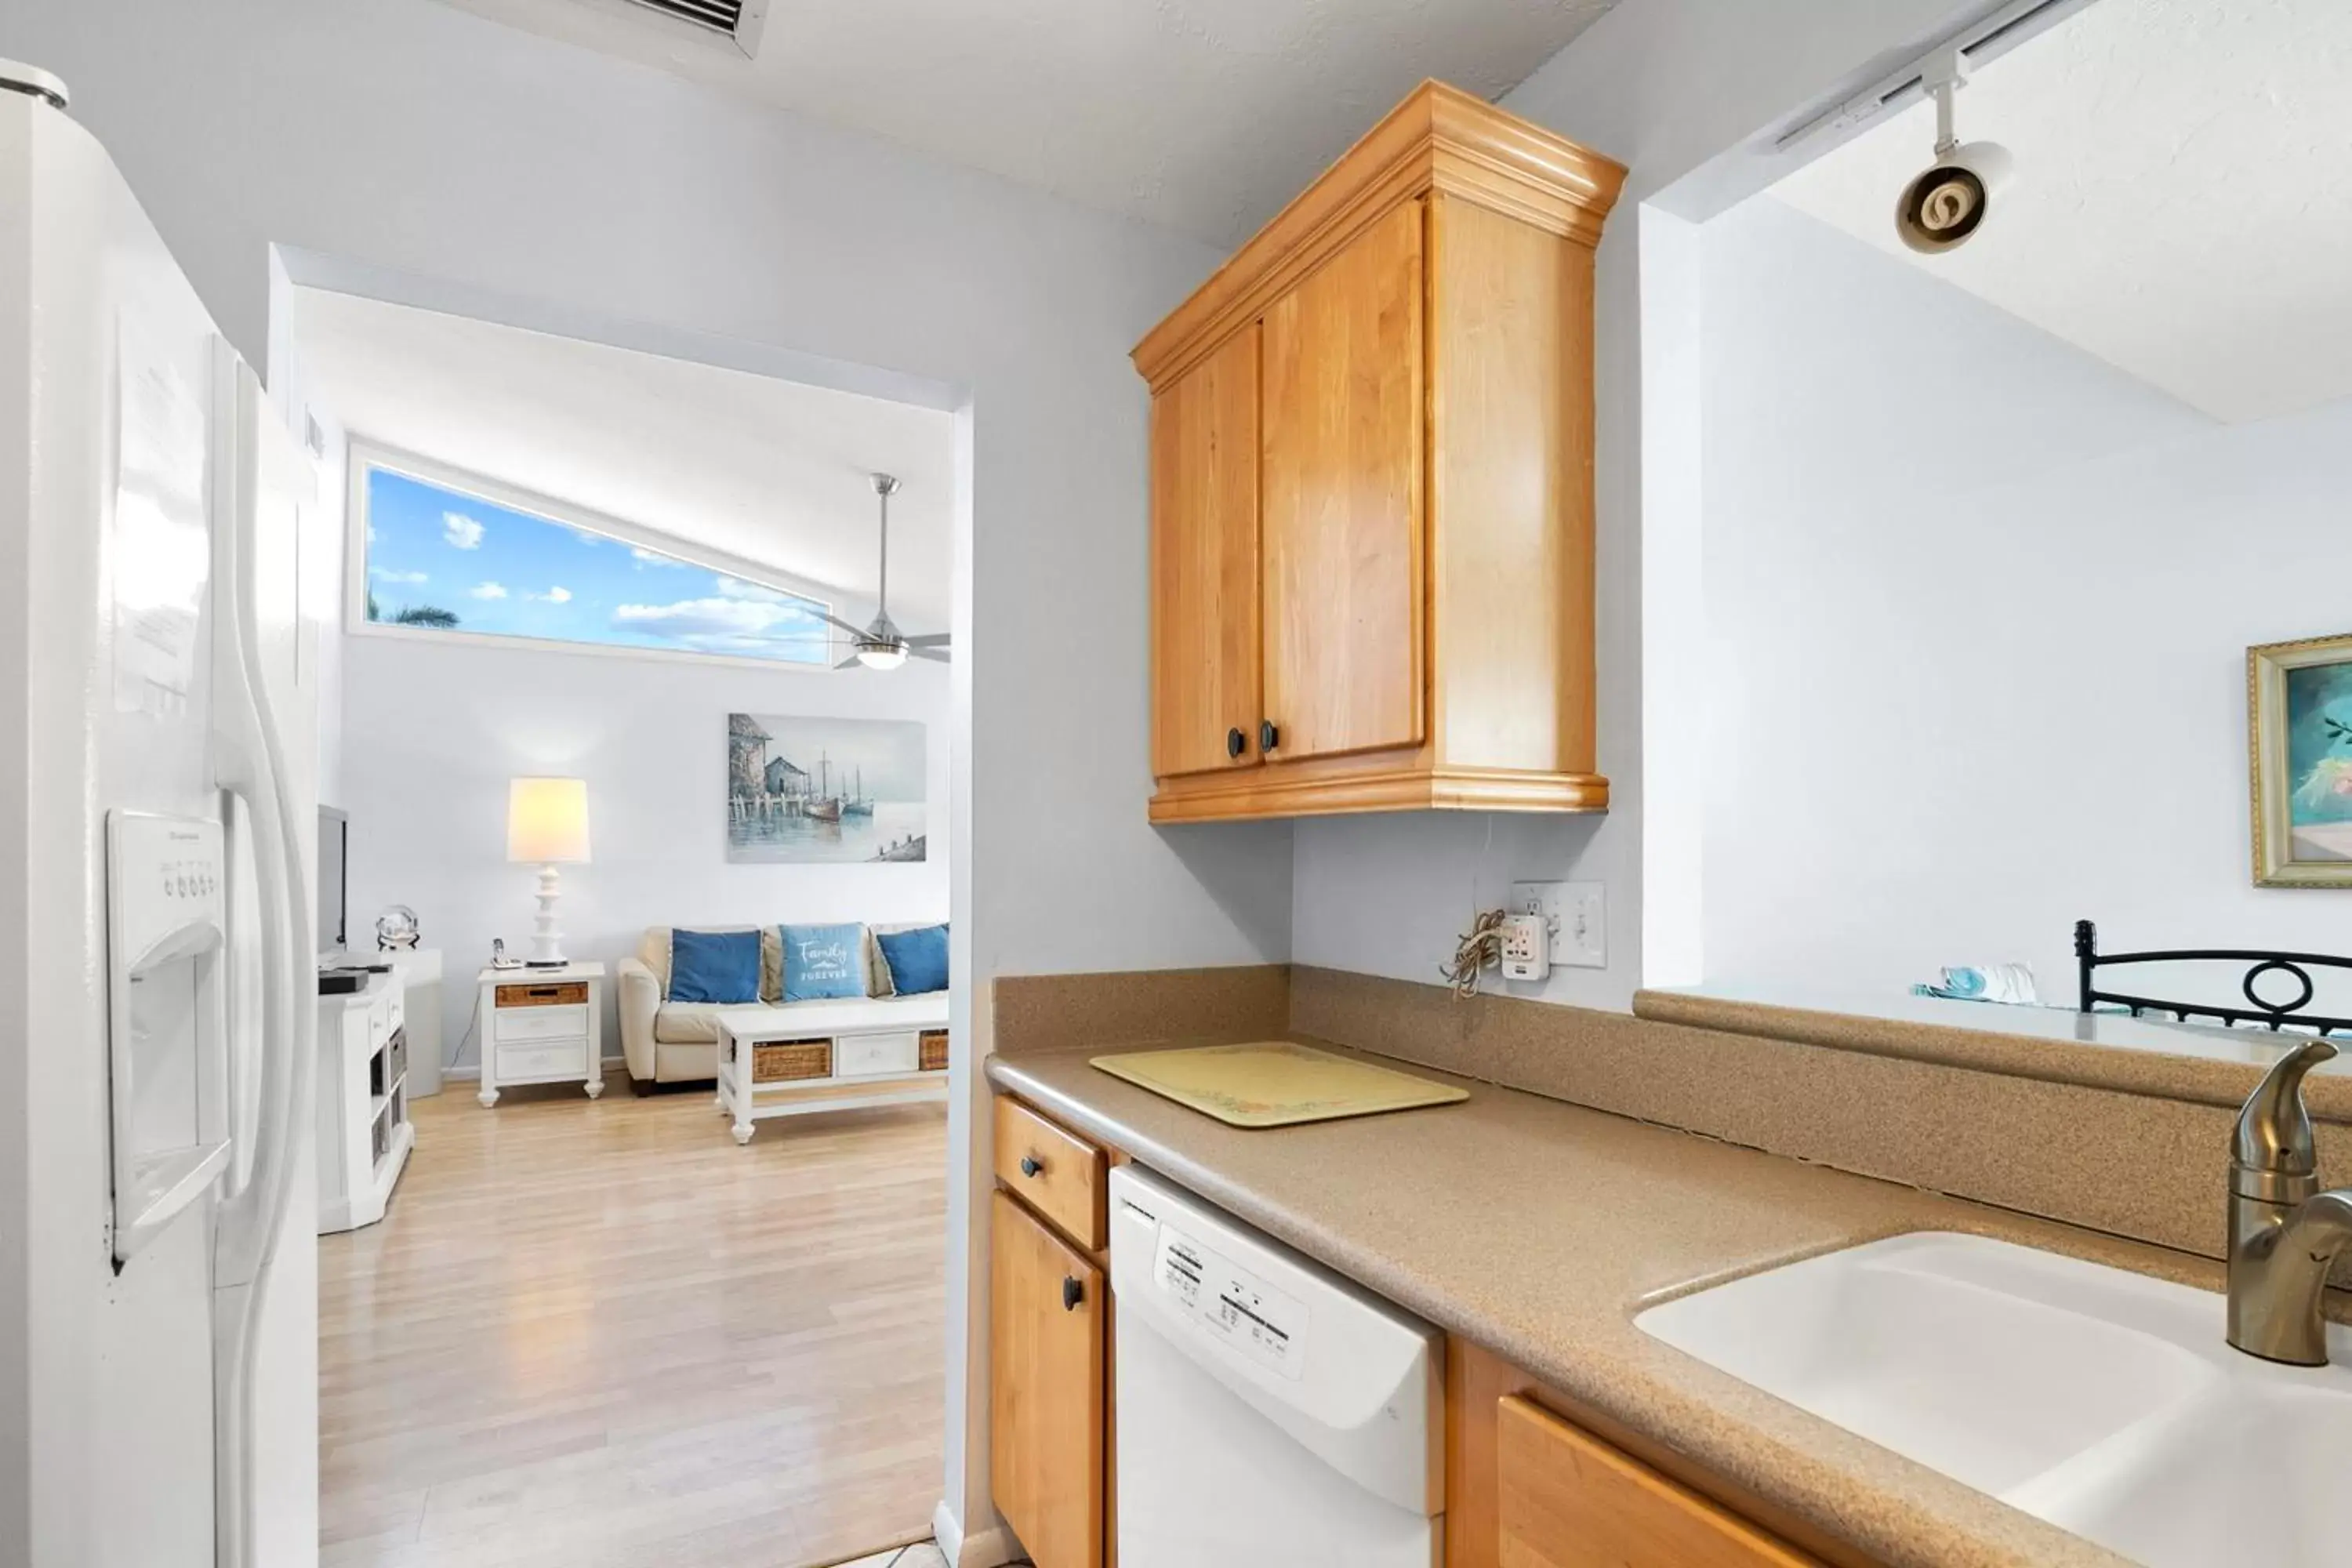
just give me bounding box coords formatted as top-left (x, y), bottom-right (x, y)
top-left (1261, 200), bottom-right (1425, 763)
top-left (1133, 80), bottom-right (1624, 823)
top-left (1150, 325), bottom-right (1262, 778)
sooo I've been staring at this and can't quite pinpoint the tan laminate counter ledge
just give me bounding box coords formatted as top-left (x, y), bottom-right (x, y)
top-left (1635, 985), bottom-right (2352, 1121)
top-left (987, 1040), bottom-right (2183, 1568)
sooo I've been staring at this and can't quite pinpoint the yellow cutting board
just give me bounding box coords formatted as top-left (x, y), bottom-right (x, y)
top-left (1090, 1040), bottom-right (1468, 1129)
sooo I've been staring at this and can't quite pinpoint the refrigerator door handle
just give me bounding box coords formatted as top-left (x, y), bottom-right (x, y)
top-left (207, 345), bottom-right (312, 1568)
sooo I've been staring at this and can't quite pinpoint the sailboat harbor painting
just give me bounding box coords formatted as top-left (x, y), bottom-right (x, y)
top-left (728, 713), bottom-right (927, 863)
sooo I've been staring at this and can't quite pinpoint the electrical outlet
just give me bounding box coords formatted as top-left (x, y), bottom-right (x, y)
top-left (1510, 880), bottom-right (1606, 969)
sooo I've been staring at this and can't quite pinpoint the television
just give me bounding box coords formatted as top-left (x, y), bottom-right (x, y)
top-left (319, 805), bottom-right (348, 958)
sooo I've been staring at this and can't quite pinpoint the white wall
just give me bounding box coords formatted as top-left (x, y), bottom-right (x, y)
top-left (339, 633), bottom-right (951, 1073)
top-left (1700, 194), bottom-right (2352, 994)
top-left (1290, 0), bottom-right (1980, 1008)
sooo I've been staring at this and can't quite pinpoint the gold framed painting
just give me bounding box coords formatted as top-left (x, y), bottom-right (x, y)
top-left (2250, 632), bottom-right (2352, 887)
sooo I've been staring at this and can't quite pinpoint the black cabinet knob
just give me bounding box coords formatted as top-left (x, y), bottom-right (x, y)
top-left (1226, 726), bottom-right (1246, 759)
top-left (1260, 720), bottom-right (1280, 753)
top-left (1062, 1276), bottom-right (1084, 1312)
top-left (1019, 1155), bottom-right (1043, 1178)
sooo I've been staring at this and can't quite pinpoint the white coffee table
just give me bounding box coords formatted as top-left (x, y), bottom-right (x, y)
top-left (714, 995), bottom-right (950, 1144)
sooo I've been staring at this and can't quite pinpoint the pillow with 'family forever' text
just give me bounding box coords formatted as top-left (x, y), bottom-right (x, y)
top-left (780, 923), bottom-right (867, 1003)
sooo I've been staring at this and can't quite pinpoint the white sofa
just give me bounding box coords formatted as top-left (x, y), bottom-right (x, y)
top-left (617, 924), bottom-right (933, 1090)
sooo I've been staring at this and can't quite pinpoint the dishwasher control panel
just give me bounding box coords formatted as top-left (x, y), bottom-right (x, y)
top-left (1154, 1222), bottom-right (1310, 1381)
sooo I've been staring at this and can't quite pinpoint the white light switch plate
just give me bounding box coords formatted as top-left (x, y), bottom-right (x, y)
top-left (1511, 880), bottom-right (1606, 969)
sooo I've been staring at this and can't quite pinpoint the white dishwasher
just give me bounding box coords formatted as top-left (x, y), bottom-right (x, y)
top-left (1108, 1164), bottom-right (1444, 1566)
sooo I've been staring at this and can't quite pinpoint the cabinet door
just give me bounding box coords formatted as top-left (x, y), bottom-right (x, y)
top-left (1497, 1397), bottom-right (1817, 1568)
top-left (1151, 325), bottom-right (1262, 778)
top-left (1261, 198), bottom-right (1426, 763)
top-left (991, 1191), bottom-right (1105, 1568)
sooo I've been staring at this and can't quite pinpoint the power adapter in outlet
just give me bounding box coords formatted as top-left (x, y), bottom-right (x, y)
top-left (1500, 913), bottom-right (1549, 982)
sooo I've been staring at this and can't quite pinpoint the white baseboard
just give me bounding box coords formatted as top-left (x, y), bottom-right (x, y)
top-left (931, 1498), bottom-right (1018, 1568)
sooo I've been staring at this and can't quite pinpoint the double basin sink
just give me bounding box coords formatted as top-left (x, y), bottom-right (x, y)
top-left (1637, 1232), bottom-right (2352, 1566)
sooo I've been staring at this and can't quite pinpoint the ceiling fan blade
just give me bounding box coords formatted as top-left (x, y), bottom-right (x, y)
top-left (816, 608), bottom-right (869, 639)
top-left (834, 652), bottom-right (864, 670)
top-left (902, 633), bottom-right (951, 648)
top-left (909, 647), bottom-right (951, 664)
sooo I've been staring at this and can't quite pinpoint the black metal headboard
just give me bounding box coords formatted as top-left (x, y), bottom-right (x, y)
top-left (2075, 920), bottom-right (2352, 1036)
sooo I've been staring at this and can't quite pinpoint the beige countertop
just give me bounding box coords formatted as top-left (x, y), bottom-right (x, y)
top-left (1635, 984), bottom-right (2352, 1120)
top-left (986, 1040), bottom-right (2209, 1568)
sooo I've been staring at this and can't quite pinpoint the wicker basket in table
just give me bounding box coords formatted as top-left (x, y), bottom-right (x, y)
top-left (753, 1038), bottom-right (833, 1083)
top-left (919, 1030), bottom-right (949, 1073)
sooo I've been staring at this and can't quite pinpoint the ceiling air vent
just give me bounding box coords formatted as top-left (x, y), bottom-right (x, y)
top-left (612, 0), bottom-right (767, 58)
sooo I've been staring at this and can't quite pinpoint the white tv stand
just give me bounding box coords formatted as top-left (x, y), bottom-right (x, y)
top-left (316, 968), bottom-right (414, 1233)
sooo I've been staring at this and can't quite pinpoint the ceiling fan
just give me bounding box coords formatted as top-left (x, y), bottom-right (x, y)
top-left (816, 472), bottom-right (949, 670)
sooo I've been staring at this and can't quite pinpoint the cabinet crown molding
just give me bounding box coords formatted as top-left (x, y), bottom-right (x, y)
top-left (1132, 78), bottom-right (1626, 391)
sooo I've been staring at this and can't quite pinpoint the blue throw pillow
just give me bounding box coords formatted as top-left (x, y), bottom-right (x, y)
top-left (876, 924), bottom-right (949, 996)
top-left (781, 923), bottom-right (868, 1003)
top-left (667, 928), bottom-right (761, 1004)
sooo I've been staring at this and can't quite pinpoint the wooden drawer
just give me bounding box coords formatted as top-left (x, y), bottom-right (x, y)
top-left (494, 1003), bottom-right (589, 1043)
top-left (495, 980), bottom-right (589, 1007)
top-left (1497, 1396), bottom-right (1817, 1567)
top-left (994, 1096), bottom-right (1105, 1252)
top-left (497, 1038), bottom-right (589, 1083)
top-left (837, 1029), bottom-right (920, 1079)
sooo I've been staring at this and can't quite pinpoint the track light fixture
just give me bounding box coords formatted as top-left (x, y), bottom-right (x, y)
top-left (1894, 48), bottom-right (2015, 254)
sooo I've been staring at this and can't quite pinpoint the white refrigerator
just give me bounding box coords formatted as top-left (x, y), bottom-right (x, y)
top-left (1, 63), bottom-right (321, 1568)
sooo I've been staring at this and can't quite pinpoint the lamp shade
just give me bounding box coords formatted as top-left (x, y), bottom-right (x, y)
top-left (506, 777), bottom-right (590, 864)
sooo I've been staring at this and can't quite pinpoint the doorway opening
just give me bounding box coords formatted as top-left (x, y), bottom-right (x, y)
top-left (278, 267), bottom-right (965, 1568)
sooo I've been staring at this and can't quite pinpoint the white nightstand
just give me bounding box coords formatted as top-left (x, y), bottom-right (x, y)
top-left (475, 961), bottom-right (605, 1106)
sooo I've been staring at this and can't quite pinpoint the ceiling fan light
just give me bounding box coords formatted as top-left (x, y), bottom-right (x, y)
top-left (855, 642), bottom-right (908, 672)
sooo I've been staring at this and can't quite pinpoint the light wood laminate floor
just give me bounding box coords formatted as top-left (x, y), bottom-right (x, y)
top-left (320, 1084), bottom-right (947, 1568)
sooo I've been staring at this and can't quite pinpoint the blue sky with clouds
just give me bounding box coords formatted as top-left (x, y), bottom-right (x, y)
top-left (363, 466), bottom-right (831, 663)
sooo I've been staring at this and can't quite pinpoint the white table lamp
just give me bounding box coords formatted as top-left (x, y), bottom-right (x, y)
top-left (507, 777), bottom-right (590, 967)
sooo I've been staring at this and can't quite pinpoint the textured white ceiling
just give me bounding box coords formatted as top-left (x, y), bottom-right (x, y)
top-left (1769, 0), bottom-right (2352, 426)
top-left (291, 286), bottom-right (956, 627)
top-left (429, 0), bottom-right (1617, 244)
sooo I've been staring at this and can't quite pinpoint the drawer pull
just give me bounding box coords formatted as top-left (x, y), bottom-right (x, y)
top-left (1019, 1155), bottom-right (1044, 1178)
top-left (1062, 1275), bottom-right (1083, 1312)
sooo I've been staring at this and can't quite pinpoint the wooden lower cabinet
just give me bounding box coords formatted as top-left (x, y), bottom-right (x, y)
top-left (1497, 1398), bottom-right (1816, 1568)
top-left (990, 1190), bottom-right (1105, 1568)
top-left (1450, 1341), bottom-right (1858, 1568)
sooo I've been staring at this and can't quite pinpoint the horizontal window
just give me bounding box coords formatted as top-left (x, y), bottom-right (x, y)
top-left (358, 462), bottom-right (832, 666)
